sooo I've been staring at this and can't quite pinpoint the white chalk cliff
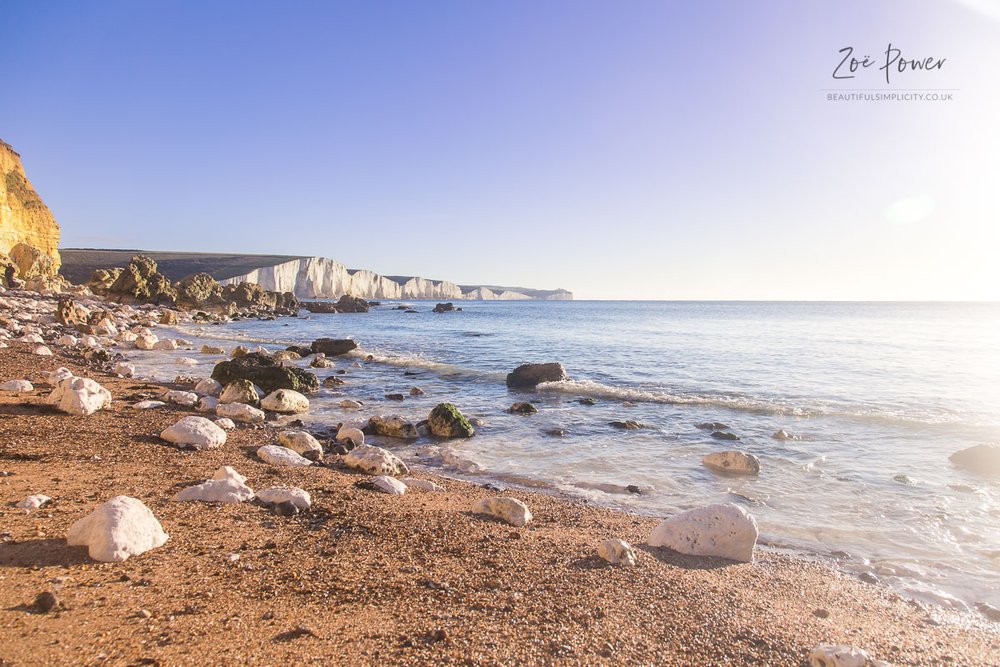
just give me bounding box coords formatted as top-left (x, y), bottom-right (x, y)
top-left (220, 256), bottom-right (572, 301)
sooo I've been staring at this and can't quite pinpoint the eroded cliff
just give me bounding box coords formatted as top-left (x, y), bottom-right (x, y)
top-left (0, 139), bottom-right (61, 273)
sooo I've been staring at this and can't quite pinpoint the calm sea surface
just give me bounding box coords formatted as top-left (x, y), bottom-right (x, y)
top-left (129, 301), bottom-right (1000, 613)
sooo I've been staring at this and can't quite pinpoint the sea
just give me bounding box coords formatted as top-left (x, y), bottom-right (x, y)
top-left (126, 300), bottom-right (1000, 615)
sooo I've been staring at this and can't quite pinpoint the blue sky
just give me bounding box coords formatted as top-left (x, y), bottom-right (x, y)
top-left (2, 1), bottom-right (998, 299)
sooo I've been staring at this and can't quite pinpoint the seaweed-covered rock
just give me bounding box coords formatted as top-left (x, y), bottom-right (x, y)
top-left (366, 415), bottom-right (418, 439)
top-left (427, 403), bottom-right (475, 438)
top-left (175, 272), bottom-right (223, 307)
top-left (211, 352), bottom-right (318, 394)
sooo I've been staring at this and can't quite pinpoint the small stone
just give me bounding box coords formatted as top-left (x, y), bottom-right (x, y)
top-left (34, 591), bottom-right (58, 613)
top-left (256, 486), bottom-right (311, 511)
top-left (256, 445), bottom-right (313, 467)
top-left (273, 501), bottom-right (299, 516)
top-left (507, 401), bottom-right (538, 415)
top-left (401, 478), bottom-right (444, 492)
top-left (598, 539), bottom-right (637, 566)
top-left (711, 430), bottom-right (739, 441)
top-left (813, 608), bottom-right (830, 619)
top-left (385, 393), bottom-right (405, 401)
top-left (137, 609), bottom-right (152, 619)
top-left (474, 497), bottom-right (532, 527)
top-left (409, 387), bottom-right (424, 396)
top-left (372, 475), bottom-right (407, 495)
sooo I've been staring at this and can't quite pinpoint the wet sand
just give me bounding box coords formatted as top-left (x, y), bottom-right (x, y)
top-left (1, 343), bottom-right (998, 665)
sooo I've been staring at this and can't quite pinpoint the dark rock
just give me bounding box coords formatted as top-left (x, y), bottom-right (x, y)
top-left (507, 402), bottom-right (538, 415)
top-left (106, 255), bottom-right (177, 305)
top-left (432, 302), bottom-right (455, 313)
top-left (696, 422), bottom-right (730, 431)
top-left (610, 420), bottom-right (644, 430)
top-left (711, 431), bottom-right (740, 441)
top-left (273, 501), bottom-right (300, 516)
top-left (505, 363), bottom-right (568, 389)
top-left (285, 345), bottom-right (313, 357)
top-left (301, 301), bottom-right (339, 314)
top-left (336, 295), bottom-right (370, 313)
top-left (211, 352), bottom-right (319, 394)
top-left (409, 387), bottom-right (424, 396)
top-left (625, 484), bottom-right (642, 495)
top-left (310, 338), bottom-right (358, 356)
top-left (385, 393), bottom-right (405, 401)
top-left (859, 572), bottom-right (879, 585)
top-left (544, 428), bottom-right (567, 437)
top-left (428, 403), bottom-right (475, 438)
top-left (404, 309), bottom-right (418, 314)
top-left (576, 397), bottom-right (597, 406)
top-left (950, 444), bottom-right (1000, 476)
top-left (812, 608), bottom-right (830, 619)
top-left (976, 602), bottom-right (1000, 622)
top-left (331, 444), bottom-right (349, 456)
top-left (368, 301), bottom-right (381, 307)
top-left (322, 376), bottom-right (345, 387)
top-left (34, 591), bottom-right (58, 613)
top-left (366, 415), bottom-right (419, 439)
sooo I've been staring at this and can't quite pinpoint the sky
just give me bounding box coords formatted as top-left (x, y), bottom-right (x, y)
top-left (2, 0), bottom-right (998, 300)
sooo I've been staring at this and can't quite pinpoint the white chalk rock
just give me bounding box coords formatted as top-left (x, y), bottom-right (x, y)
top-left (194, 378), bottom-right (222, 396)
top-left (153, 339), bottom-right (179, 351)
top-left (808, 644), bottom-right (887, 667)
top-left (80, 335), bottom-right (100, 348)
top-left (256, 445), bottom-right (313, 467)
top-left (47, 376), bottom-right (112, 415)
top-left (212, 466), bottom-right (247, 484)
top-left (277, 430), bottom-right (323, 461)
top-left (648, 503), bottom-right (758, 563)
top-left (702, 450), bottom-right (761, 475)
top-left (256, 486), bottom-right (311, 510)
top-left (214, 417), bottom-right (236, 430)
top-left (16, 494), bottom-right (52, 511)
top-left (20, 333), bottom-right (44, 344)
top-left (401, 477), bottom-right (444, 492)
top-left (164, 390), bottom-right (198, 406)
top-left (160, 416), bottom-right (227, 450)
top-left (135, 333), bottom-right (158, 350)
top-left (33, 345), bottom-right (53, 356)
top-left (195, 395), bottom-right (219, 413)
top-left (372, 475), bottom-right (407, 495)
top-left (176, 357), bottom-right (199, 366)
top-left (216, 402), bottom-right (265, 424)
top-left (133, 400), bottom-right (165, 409)
top-left (0, 379), bottom-right (33, 392)
top-left (66, 496), bottom-right (168, 562)
top-left (261, 389), bottom-right (309, 414)
top-left (58, 334), bottom-right (78, 346)
top-left (339, 399), bottom-right (363, 409)
top-left (113, 361), bottom-right (136, 377)
top-left (598, 539), bottom-right (637, 566)
top-left (118, 331), bottom-right (138, 343)
top-left (343, 444), bottom-right (409, 476)
top-left (474, 497), bottom-right (533, 527)
top-left (173, 478), bottom-right (254, 503)
top-left (335, 425), bottom-right (365, 445)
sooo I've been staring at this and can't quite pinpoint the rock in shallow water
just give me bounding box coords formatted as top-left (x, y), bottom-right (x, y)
top-left (366, 415), bottom-right (418, 439)
top-left (66, 496), bottom-right (169, 562)
top-left (507, 401), bottom-right (538, 415)
top-left (702, 450), bottom-right (760, 475)
top-left (648, 503), bottom-right (758, 563)
top-left (949, 444), bottom-right (1000, 476)
top-left (427, 403), bottom-right (475, 438)
top-left (505, 362), bottom-right (567, 389)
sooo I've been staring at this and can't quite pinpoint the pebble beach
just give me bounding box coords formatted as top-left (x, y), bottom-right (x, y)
top-left (1, 289), bottom-right (998, 666)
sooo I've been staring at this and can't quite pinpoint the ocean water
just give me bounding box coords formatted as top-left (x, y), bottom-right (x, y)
top-left (128, 301), bottom-right (1000, 613)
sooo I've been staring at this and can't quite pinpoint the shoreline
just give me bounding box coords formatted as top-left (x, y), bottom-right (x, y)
top-left (1, 294), bottom-right (999, 664)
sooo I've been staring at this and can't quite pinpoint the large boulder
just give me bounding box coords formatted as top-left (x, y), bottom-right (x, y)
top-left (10, 242), bottom-right (56, 280)
top-left (505, 363), bottom-right (567, 389)
top-left (211, 352), bottom-right (318, 394)
top-left (106, 255), bottom-right (176, 304)
top-left (427, 403), bottom-right (475, 438)
top-left (277, 431), bottom-right (323, 460)
top-left (175, 272), bottom-right (223, 308)
top-left (648, 503), bottom-right (758, 563)
top-left (56, 298), bottom-right (89, 326)
top-left (366, 415), bottom-right (418, 439)
top-left (47, 376), bottom-right (112, 415)
top-left (949, 444), bottom-right (1000, 476)
top-left (160, 416), bottom-right (227, 450)
top-left (311, 338), bottom-right (358, 356)
top-left (216, 401), bottom-right (265, 424)
top-left (66, 496), bottom-right (169, 562)
top-left (87, 268), bottom-right (122, 295)
top-left (335, 294), bottom-right (369, 313)
top-left (219, 379), bottom-right (259, 405)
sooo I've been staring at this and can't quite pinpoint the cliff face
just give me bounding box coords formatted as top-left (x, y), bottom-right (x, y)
top-left (221, 256), bottom-right (571, 301)
top-left (0, 140), bottom-right (61, 272)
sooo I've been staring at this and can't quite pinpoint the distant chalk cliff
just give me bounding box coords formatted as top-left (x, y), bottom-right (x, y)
top-left (59, 250), bottom-right (572, 301)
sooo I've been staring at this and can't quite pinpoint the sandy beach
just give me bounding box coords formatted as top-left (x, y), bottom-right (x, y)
top-left (1, 337), bottom-right (998, 666)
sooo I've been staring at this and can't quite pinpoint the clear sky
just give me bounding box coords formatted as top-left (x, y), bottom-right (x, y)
top-left (2, 1), bottom-right (998, 300)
